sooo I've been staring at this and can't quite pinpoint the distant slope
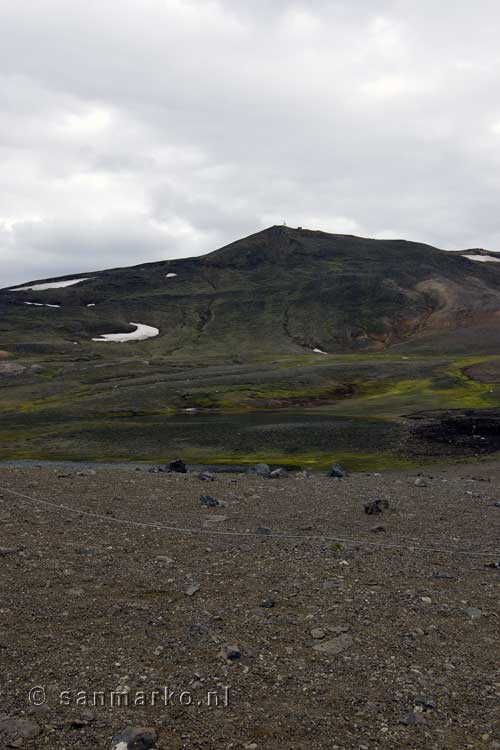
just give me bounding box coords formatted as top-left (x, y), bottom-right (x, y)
top-left (3, 225), bottom-right (500, 358)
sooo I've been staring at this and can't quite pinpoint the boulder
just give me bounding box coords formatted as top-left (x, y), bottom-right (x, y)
top-left (270, 468), bottom-right (288, 478)
top-left (200, 495), bottom-right (220, 507)
top-left (167, 458), bottom-right (187, 473)
top-left (219, 643), bottom-right (241, 661)
top-left (247, 463), bottom-right (271, 478)
top-left (0, 547), bottom-right (20, 557)
top-left (255, 526), bottom-right (272, 535)
top-left (312, 633), bottom-right (353, 655)
top-left (364, 498), bottom-right (389, 515)
top-left (111, 727), bottom-right (157, 750)
top-left (198, 471), bottom-right (215, 481)
top-left (326, 463), bottom-right (348, 478)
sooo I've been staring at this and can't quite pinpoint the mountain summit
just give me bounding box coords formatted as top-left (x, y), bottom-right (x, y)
top-left (3, 226), bottom-right (500, 357)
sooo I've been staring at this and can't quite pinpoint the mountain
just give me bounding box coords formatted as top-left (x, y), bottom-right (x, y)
top-left (3, 225), bottom-right (500, 358)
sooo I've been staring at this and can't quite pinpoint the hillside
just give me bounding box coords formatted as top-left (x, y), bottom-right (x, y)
top-left (4, 226), bottom-right (500, 466)
top-left (3, 225), bottom-right (500, 359)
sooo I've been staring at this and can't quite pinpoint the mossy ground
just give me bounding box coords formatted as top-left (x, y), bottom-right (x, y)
top-left (2, 352), bottom-right (500, 470)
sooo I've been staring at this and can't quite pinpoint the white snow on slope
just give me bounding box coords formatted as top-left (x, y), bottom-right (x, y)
top-left (87, 303), bottom-right (96, 307)
top-left (10, 278), bottom-right (91, 291)
top-left (24, 302), bottom-right (60, 308)
top-left (462, 254), bottom-right (500, 263)
top-left (165, 273), bottom-right (178, 278)
top-left (92, 322), bottom-right (159, 343)
top-left (313, 347), bottom-right (327, 354)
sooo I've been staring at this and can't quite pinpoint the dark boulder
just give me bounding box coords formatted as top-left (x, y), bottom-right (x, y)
top-left (167, 458), bottom-right (187, 473)
top-left (111, 727), bottom-right (157, 750)
top-left (247, 463), bottom-right (271, 478)
top-left (198, 471), bottom-right (215, 481)
top-left (270, 467), bottom-right (289, 478)
top-left (364, 497), bottom-right (389, 515)
top-left (327, 463), bottom-right (348, 478)
top-left (200, 495), bottom-right (220, 507)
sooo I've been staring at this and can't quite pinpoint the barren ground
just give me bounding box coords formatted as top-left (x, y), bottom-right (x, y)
top-left (1, 462), bottom-right (500, 749)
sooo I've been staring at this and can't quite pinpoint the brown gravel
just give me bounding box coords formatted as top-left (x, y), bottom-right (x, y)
top-left (1, 462), bottom-right (500, 749)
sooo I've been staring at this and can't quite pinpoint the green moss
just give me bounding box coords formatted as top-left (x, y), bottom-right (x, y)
top-left (327, 359), bottom-right (500, 417)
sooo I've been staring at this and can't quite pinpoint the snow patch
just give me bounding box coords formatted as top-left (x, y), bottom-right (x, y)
top-left (92, 322), bottom-right (159, 343)
top-left (87, 303), bottom-right (96, 307)
top-left (462, 254), bottom-right (500, 263)
top-left (24, 302), bottom-right (60, 308)
top-left (313, 347), bottom-right (328, 354)
top-left (10, 278), bottom-right (91, 291)
top-left (165, 273), bottom-right (178, 278)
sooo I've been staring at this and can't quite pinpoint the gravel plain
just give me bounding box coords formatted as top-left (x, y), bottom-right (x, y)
top-left (1, 461), bottom-right (500, 749)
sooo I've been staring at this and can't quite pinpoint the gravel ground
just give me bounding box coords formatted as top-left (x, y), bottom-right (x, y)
top-left (1, 462), bottom-right (500, 749)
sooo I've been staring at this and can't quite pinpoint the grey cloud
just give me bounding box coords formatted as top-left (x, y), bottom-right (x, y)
top-left (1, 0), bottom-right (500, 287)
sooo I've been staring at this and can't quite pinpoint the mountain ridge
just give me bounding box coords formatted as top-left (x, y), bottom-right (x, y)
top-left (3, 225), bottom-right (500, 357)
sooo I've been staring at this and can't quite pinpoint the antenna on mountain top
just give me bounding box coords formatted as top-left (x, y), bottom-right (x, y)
top-left (282, 219), bottom-right (287, 226)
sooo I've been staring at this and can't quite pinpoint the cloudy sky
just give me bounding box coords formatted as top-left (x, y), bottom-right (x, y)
top-left (1, 0), bottom-right (500, 286)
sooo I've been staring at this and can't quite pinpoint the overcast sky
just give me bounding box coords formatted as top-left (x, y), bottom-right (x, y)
top-left (2, 0), bottom-right (500, 286)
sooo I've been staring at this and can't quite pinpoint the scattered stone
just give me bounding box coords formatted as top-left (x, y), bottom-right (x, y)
top-left (202, 514), bottom-right (227, 524)
top-left (198, 471), bottom-right (215, 481)
top-left (330, 624), bottom-right (350, 634)
top-left (312, 633), bottom-right (353, 655)
top-left (321, 579), bottom-right (342, 590)
top-left (200, 494), bottom-right (220, 507)
top-left (270, 468), bottom-right (288, 478)
top-left (260, 597), bottom-right (275, 608)
top-left (219, 643), bottom-right (241, 661)
top-left (185, 583), bottom-right (200, 597)
top-left (76, 468), bottom-right (96, 477)
top-left (0, 717), bottom-right (41, 740)
top-left (71, 708), bottom-right (96, 727)
top-left (415, 696), bottom-right (437, 711)
top-left (485, 561), bottom-right (500, 569)
top-left (111, 726), bottom-right (157, 750)
top-left (255, 526), bottom-right (272, 535)
top-left (364, 498), bottom-right (389, 515)
top-left (310, 627), bottom-right (326, 639)
top-left (371, 525), bottom-right (386, 533)
top-left (247, 463), bottom-right (271, 478)
top-left (421, 596), bottom-right (432, 604)
top-left (326, 463), bottom-right (348, 478)
top-left (399, 710), bottom-right (426, 726)
top-left (154, 556), bottom-right (173, 564)
top-left (77, 546), bottom-right (98, 556)
top-left (0, 362), bottom-right (26, 377)
top-left (414, 477), bottom-right (428, 487)
top-left (492, 501), bottom-right (500, 508)
top-left (465, 606), bottom-right (484, 619)
top-left (167, 459), bottom-right (187, 473)
top-left (0, 547), bottom-right (20, 557)
top-left (67, 587), bottom-right (84, 596)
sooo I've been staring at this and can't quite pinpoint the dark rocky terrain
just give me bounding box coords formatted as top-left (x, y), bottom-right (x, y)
top-left (1, 461), bottom-right (500, 748)
top-left (3, 226), bottom-right (500, 468)
top-left (3, 226), bottom-right (500, 357)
